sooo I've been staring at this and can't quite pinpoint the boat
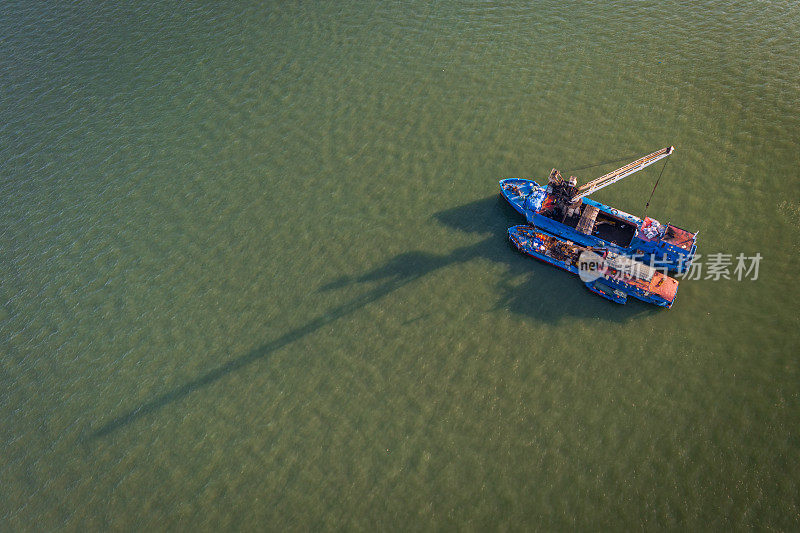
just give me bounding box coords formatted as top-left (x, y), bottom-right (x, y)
top-left (508, 225), bottom-right (680, 307)
top-left (500, 147), bottom-right (697, 272)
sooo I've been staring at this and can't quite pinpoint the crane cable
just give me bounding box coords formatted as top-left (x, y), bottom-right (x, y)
top-left (564, 154), bottom-right (639, 173)
top-left (644, 156), bottom-right (670, 219)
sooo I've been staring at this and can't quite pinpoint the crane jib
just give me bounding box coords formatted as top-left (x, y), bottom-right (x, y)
top-left (571, 146), bottom-right (674, 202)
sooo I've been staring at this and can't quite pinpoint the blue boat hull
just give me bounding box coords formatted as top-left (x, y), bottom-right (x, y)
top-left (498, 178), bottom-right (540, 216)
top-left (501, 178), bottom-right (697, 273)
top-left (508, 225), bottom-right (678, 307)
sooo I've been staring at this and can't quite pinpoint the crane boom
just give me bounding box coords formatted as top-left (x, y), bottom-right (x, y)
top-left (571, 146), bottom-right (674, 202)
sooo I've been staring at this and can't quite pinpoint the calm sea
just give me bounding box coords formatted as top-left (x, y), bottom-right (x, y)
top-left (1, 1), bottom-right (798, 529)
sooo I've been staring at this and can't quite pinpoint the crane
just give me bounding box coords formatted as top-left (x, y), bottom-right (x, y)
top-left (570, 146), bottom-right (674, 202)
top-left (544, 146), bottom-right (675, 221)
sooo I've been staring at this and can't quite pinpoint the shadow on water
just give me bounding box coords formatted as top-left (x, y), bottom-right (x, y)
top-left (91, 195), bottom-right (653, 439)
top-left (433, 196), bottom-right (654, 323)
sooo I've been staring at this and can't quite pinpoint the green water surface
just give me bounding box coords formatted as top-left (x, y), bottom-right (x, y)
top-left (1, 1), bottom-right (799, 529)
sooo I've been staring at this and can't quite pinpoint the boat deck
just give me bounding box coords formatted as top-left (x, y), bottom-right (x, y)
top-left (540, 205), bottom-right (637, 248)
top-left (619, 271), bottom-right (678, 301)
top-left (664, 225), bottom-right (696, 250)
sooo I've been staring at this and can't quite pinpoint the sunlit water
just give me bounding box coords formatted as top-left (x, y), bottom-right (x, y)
top-left (1, 1), bottom-right (799, 529)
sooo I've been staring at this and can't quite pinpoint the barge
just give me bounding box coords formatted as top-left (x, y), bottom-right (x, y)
top-left (508, 225), bottom-right (680, 307)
